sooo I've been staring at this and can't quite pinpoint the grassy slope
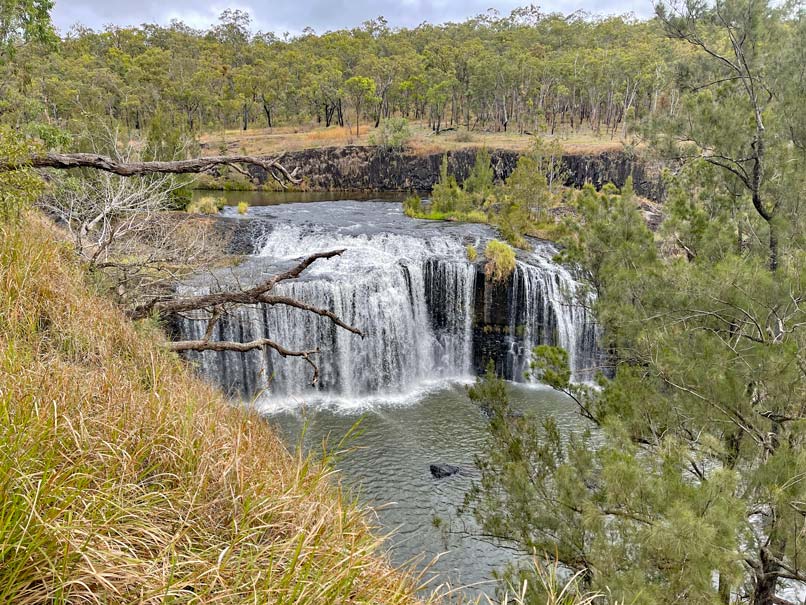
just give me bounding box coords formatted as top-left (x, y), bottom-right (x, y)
top-left (0, 213), bottom-right (422, 604)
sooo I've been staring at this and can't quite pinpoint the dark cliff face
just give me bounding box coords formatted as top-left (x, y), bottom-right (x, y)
top-left (248, 145), bottom-right (664, 201)
top-left (469, 265), bottom-right (550, 381)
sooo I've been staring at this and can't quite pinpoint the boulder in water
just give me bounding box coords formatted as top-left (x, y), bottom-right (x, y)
top-left (430, 464), bottom-right (464, 479)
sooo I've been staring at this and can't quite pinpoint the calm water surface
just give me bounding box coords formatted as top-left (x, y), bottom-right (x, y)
top-left (267, 382), bottom-right (589, 599)
top-left (194, 189), bottom-right (410, 206)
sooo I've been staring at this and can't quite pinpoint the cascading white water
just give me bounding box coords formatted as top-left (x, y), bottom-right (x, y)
top-left (510, 247), bottom-right (599, 382)
top-left (174, 202), bottom-right (599, 404)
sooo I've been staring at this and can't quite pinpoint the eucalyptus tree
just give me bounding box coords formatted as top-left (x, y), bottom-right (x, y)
top-left (341, 76), bottom-right (378, 136)
top-left (0, 0), bottom-right (55, 60)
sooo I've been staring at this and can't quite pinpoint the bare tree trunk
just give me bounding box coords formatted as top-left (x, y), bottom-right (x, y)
top-left (261, 96), bottom-right (272, 129)
top-left (768, 219), bottom-right (779, 272)
top-left (752, 541), bottom-right (785, 605)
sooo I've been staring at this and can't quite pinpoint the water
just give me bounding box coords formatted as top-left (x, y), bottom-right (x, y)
top-left (175, 199), bottom-right (600, 402)
top-left (193, 189), bottom-right (410, 206)
top-left (268, 382), bottom-right (591, 600)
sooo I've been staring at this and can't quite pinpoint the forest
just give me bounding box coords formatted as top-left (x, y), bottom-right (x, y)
top-left (3, 7), bottom-right (683, 140)
top-left (0, 0), bottom-right (805, 605)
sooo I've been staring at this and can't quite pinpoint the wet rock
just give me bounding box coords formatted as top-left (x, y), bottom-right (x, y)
top-left (430, 464), bottom-right (465, 479)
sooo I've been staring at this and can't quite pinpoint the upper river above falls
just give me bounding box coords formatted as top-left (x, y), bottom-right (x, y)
top-left (178, 192), bottom-right (600, 598)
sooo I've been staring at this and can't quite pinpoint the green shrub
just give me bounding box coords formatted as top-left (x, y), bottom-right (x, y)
top-left (0, 127), bottom-right (43, 222)
top-left (464, 210), bottom-right (489, 223)
top-left (167, 185), bottom-right (194, 210)
top-left (402, 194), bottom-right (422, 217)
top-left (222, 176), bottom-right (253, 191)
top-left (370, 117), bottom-right (412, 150)
top-left (431, 154), bottom-right (466, 213)
top-left (237, 201), bottom-right (249, 215)
top-left (484, 239), bottom-right (516, 282)
top-left (463, 147), bottom-right (495, 206)
top-left (466, 244), bottom-right (478, 262)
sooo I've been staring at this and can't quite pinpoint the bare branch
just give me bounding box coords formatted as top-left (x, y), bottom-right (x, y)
top-left (258, 294), bottom-right (364, 337)
top-left (1, 152), bottom-right (301, 186)
top-left (129, 249), bottom-right (347, 320)
top-left (168, 338), bottom-right (321, 385)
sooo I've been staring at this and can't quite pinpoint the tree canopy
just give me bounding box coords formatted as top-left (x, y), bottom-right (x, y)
top-left (466, 3), bottom-right (805, 604)
top-left (1, 8), bottom-right (688, 146)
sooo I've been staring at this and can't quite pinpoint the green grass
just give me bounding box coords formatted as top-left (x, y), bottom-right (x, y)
top-left (404, 207), bottom-right (489, 224)
top-left (0, 212), bottom-right (427, 604)
top-left (484, 240), bottom-right (516, 282)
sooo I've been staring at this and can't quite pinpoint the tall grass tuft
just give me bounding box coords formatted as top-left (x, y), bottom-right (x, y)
top-left (484, 239), bottom-right (516, 282)
top-left (491, 558), bottom-right (604, 605)
top-left (0, 212), bottom-right (426, 604)
top-left (187, 195), bottom-right (220, 214)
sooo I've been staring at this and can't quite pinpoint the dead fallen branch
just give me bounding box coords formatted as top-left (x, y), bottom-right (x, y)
top-left (129, 249), bottom-right (351, 321)
top-left (1, 152), bottom-right (301, 186)
top-left (151, 249), bottom-right (363, 385)
top-left (167, 338), bottom-right (321, 385)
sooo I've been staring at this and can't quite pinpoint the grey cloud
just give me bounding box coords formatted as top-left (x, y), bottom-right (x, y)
top-left (52, 0), bottom-right (653, 34)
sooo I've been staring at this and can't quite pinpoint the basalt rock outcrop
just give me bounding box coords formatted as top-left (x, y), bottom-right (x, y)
top-left (246, 146), bottom-right (664, 201)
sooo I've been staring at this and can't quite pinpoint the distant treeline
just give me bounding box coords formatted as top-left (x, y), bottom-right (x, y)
top-left (4, 7), bottom-right (690, 142)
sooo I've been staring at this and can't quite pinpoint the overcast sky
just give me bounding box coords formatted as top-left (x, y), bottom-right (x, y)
top-left (51, 0), bottom-right (654, 35)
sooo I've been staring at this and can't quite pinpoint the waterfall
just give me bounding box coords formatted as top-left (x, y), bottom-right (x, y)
top-left (174, 206), bottom-right (599, 403)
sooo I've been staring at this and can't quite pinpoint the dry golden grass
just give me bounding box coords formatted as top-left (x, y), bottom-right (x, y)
top-left (0, 212), bottom-right (427, 604)
top-left (199, 120), bottom-right (626, 158)
top-left (304, 125), bottom-right (355, 144)
top-left (200, 124), bottom-right (373, 156)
